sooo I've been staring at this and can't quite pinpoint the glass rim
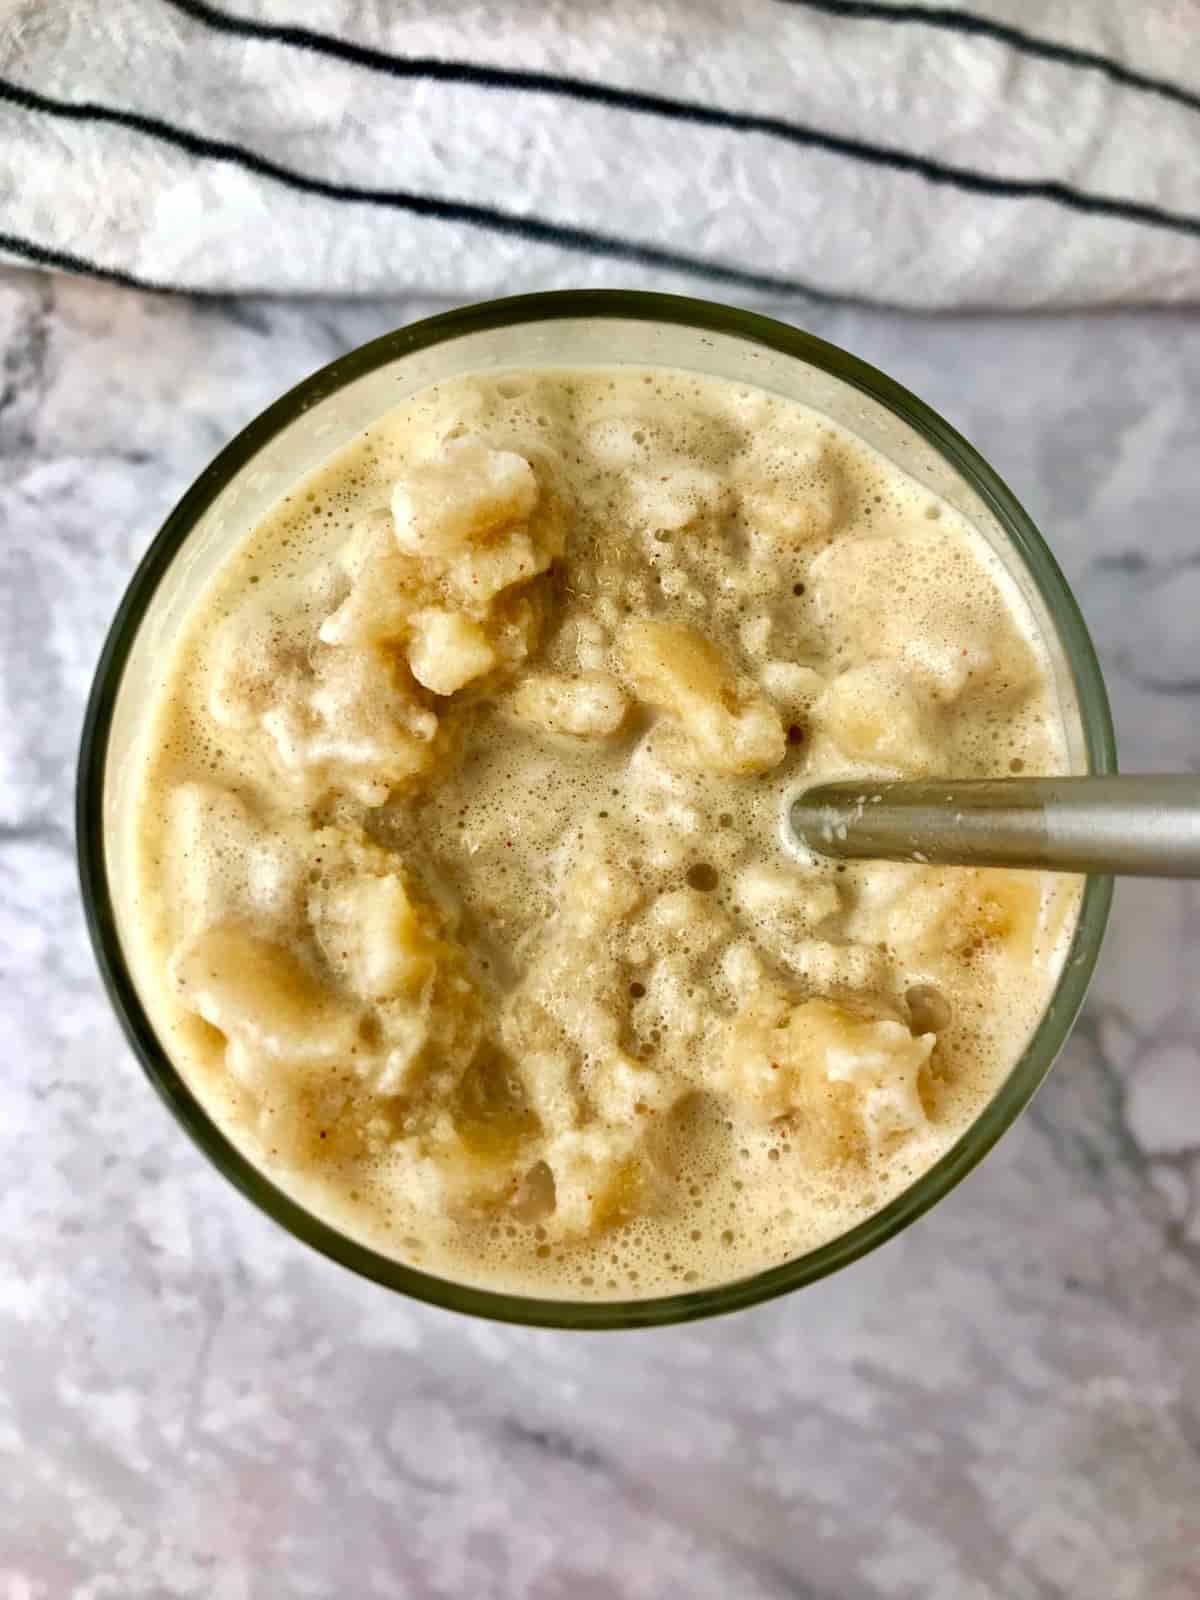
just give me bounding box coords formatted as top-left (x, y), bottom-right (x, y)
top-left (77, 289), bottom-right (1116, 1330)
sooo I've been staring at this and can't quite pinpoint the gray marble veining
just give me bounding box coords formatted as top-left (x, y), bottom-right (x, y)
top-left (1, 269), bottom-right (1197, 1599)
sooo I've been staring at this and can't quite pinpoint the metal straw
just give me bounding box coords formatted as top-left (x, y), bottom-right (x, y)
top-left (788, 775), bottom-right (1200, 878)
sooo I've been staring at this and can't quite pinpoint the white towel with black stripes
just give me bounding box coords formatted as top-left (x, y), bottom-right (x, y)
top-left (1, 0), bottom-right (1198, 309)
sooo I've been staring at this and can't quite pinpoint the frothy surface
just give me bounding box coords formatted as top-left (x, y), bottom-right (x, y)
top-left (125, 367), bottom-right (1080, 1299)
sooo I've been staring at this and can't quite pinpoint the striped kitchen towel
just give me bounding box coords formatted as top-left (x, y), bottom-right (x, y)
top-left (1, 0), bottom-right (1197, 309)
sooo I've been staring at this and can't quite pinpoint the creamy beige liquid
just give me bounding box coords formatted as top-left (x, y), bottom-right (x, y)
top-left (125, 367), bottom-right (1080, 1298)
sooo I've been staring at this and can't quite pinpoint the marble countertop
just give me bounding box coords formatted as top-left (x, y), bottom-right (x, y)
top-left (2, 268), bottom-right (1198, 1599)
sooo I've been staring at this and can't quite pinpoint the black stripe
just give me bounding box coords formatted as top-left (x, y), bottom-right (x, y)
top-left (0, 228), bottom-right (183, 293)
top-left (0, 84), bottom-right (839, 300)
top-left (783, 0), bottom-right (1200, 119)
top-left (157, 0), bottom-right (1200, 242)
